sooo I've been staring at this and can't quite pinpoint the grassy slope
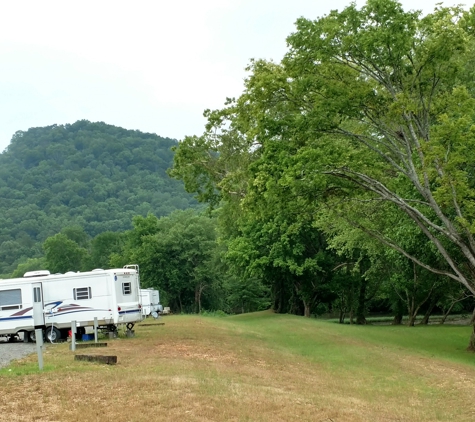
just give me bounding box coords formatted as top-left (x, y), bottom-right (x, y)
top-left (1, 311), bottom-right (475, 421)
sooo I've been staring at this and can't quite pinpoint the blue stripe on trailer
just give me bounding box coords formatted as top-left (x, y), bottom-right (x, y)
top-left (119, 309), bottom-right (141, 315)
top-left (0, 316), bottom-right (33, 322)
top-left (45, 309), bottom-right (110, 317)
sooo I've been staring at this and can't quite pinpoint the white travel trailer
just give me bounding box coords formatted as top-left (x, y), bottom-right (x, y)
top-left (0, 265), bottom-right (143, 342)
top-left (139, 288), bottom-right (163, 318)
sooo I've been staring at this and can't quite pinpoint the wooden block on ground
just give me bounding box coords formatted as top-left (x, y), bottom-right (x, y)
top-left (139, 323), bottom-right (165, 326)
top-left (75, 343), bottom-right (108, 349)
top-left (74, 355), bottom-right (117, 365)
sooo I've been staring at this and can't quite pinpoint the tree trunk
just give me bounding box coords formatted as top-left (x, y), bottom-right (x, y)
top-left (420, 296), bottom-right (437, 325)
top-left (356, 278), bottom-right (367, 325)
top-left (392, 298), bottom-right (404, 325)
top-left (195, 284), bottom-right (205, 314)
top-left (467, 324), bottom-right (475, 352)
top-left (195, 286), bottom-right (200, 314)
top-left (470, 306), bottom-right (475, 325)
top-left (439, 301), bottom-right (456, 325)
top-left (440, 292), bottom-right (470, 325)
top-left (392, 314), bottom-right (403, 325)
top-left (406, 265), bottom-right (417, 326)
top-left (339, 309), bottom-right (346, 324)
top-left (407, 314), bottom-right (417, 327)
top-left (303, 299), bottom-right (311, 318)
top-left (405, 291), bottom-right (422, 327)
top-left (272, 283), bottom-right (283, 313)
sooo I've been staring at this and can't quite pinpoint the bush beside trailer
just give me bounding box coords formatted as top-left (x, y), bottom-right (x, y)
top-left (0, 265), bottom-right (143, 342)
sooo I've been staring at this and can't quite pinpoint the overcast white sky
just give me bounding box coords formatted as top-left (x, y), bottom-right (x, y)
top-left (0, 0), bottom-right (463, 152)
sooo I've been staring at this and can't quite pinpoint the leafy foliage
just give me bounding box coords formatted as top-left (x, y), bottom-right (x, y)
top-left (43, 233), bottom-right (88, 274)
top-left (111, 210), bottom-right (224, 313)
top-left (0, 120), bottom-right (198, 274)
top-left (170, 0), bottom-right (475, 328)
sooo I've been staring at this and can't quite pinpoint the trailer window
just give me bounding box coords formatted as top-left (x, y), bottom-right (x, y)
top-left (0, 289), bottom-right (22, 310)
top-left (73, 287), bottom-right (92, 300)
top-left (33, 287), bottom-right (42, 303)
top-left (122, 282), bottom-right (132, 295)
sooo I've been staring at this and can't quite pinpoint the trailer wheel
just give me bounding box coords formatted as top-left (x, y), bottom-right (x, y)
top-left (29, 330), bottom-right (44, 343)
top-left (45, 326), bottom-right (61, 343)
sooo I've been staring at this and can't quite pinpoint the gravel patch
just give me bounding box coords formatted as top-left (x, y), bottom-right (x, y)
top-left (0, 335), bottom-right (37, 369)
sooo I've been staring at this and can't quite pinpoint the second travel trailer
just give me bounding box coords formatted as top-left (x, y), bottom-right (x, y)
top-left (139, 288), bottom-right (163, 318)
top-left (0, 265), bottom-right (143, 342)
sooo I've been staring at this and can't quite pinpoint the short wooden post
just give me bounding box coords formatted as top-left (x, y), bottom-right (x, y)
top-left (75, 343), bottom-right (108, 349)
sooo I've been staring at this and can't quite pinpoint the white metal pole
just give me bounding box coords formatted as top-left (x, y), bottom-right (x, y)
top-left (35, 329), bottom-right (43, 371)
top-left (70, 320), bottom-right (77, 351)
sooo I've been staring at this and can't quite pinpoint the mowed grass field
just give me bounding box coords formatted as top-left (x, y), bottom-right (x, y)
top-left (1, 311), bottom-right (475, 422)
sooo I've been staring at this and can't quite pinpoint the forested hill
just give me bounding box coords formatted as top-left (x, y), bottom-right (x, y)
top-left (0, 120), bottom-right (199, 274)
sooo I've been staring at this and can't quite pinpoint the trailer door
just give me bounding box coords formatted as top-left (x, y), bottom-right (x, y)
top-left (32, 283), bottom-right (45, 327)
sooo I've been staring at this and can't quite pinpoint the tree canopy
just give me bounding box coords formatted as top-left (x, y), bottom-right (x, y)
top-left (0, 120), bottom-right (199, 274)
top-left (170, 0), bottom-right (475, 341)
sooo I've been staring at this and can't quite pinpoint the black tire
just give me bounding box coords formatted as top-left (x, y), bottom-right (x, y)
top-left (29, 330), bottom-right (44, 342)
top-left (45, 326), bottom-right (61, 343)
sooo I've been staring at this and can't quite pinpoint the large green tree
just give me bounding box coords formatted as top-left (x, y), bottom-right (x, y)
top-left (279, 1), bottom-right (475, 342)
top-left (43, 233), bottom-right (88, 273)
top-left (277, 0), bottom-right (475, 295)
top-left (111, 211), bottom-right (222, 313)
top-left (171, 0), bottom-right (475, 346)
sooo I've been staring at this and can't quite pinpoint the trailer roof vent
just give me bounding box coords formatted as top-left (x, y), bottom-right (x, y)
top-left (23, 270), bottom-right (51, 278)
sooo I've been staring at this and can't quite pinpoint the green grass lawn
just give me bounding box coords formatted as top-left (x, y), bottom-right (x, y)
top-left (1, 311), bottom-right (475, 421)
top-left (223, 311), bottom-right (474, 364)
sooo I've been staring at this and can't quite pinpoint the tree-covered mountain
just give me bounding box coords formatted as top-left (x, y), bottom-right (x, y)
top-left (0, 120), bottom-right (199, 274)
